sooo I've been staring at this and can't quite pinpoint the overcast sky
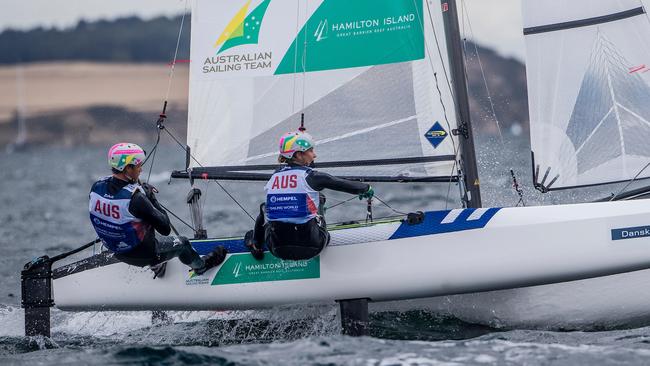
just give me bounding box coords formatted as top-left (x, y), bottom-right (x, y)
top-left (0, 0), bottom-right (525, 60)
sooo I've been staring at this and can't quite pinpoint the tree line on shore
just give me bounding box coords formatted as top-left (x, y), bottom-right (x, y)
top-left (0, 15), bottom-right (190, 64)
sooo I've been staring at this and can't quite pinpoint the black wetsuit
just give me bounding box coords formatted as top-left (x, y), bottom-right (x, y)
top-left (252, 165), bottom-right (370, 260)
top-left (93, 177), bottom-right (203, 268)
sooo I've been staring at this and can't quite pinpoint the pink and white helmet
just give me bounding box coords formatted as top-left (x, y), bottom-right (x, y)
top-left (278, 131), bottom-right (315, 159)
top-left (108, 143), bottom-right (146, 171)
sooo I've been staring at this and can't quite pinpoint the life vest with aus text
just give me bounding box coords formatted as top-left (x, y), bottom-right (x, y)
top-left (265, 166), bottom-right (319, 224)
top-left (89, 178), bottom-right (149, 253)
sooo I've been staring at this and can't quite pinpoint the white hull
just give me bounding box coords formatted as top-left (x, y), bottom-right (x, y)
top-left (54, 199), bottom-right (650, 330)
top-left (382, 268), bottom-right (650, 330)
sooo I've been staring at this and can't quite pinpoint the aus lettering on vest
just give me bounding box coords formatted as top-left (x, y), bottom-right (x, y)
top-left (93, 200), bottom-right (121, 219)
top-left (271, 174), bottom-right (298, 189)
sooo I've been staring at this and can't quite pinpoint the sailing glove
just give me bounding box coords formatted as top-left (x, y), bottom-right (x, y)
top-left (358, 186), bottom-right (374, 200)
top-left (141, 183), bottom-right (159, 202)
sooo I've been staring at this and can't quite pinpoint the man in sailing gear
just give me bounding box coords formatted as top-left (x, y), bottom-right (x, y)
top-left (90, 142), bottom-right (227, 276)
top-left (245, 131), bottom-right (373, 261)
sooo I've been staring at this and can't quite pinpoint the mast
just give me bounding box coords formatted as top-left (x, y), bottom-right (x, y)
top-left (441, 0), bottom-right (482, 208)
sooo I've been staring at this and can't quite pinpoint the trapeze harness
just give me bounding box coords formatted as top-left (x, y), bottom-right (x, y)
top-left (89, 177), bottom-right (149, 253)
top-left (264, 166), bottom-right (329, 260)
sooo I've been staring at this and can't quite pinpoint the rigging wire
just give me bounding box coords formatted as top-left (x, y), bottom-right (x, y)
top-left (459, 0), bottom-right (528, 206)
top-left (158, 201), bottom-right (197, 232)
top-left (291, 0), bottom-right (301, 113)
top-left (164, 0), bottom-right (190, 102)
top-left (324, 196), bottom-right (358, 212)
top-left (301, 1), bottom-right (309, 112)
top-left (162, 126), bottom-right (257, 222)
top-left (460, 0), bottom-right (504, 143)
top-left (609, 161), bottom-right (650, 201)
top-left (325, 194), bottom-right (408, 217)
top-left (373, 195), bottom-right (408, 216)
top-left (145, 128), bottom-right (162, 184)
top-left (413, 0), bottom-right (464, 207)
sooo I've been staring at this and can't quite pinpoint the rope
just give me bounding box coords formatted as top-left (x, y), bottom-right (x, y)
top-left (325, 196), bottom-right (358, 212)
top-left (162, 125), bottom-right (256, 222)
top-left (158, 201), bottom-right (196, 232)
top-left (373, 195), bottom-right (409, 216)
top-left (510, 169), bottom-right (526, 207)
top-left (145, 129), bottom-right (162, 184)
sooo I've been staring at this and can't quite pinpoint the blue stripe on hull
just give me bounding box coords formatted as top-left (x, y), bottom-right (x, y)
top-left (191, 208), bottom-right (502, 255)
top-left (192, 238), bottom-right (247, 255)
top-left (389, 208), bottom-right (501, 240)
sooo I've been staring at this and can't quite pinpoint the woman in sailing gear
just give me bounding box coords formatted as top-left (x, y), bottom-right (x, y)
top-left (245, 131), bottom-right (373, 261)
top-left (90, 143), bottom-right (227, 276)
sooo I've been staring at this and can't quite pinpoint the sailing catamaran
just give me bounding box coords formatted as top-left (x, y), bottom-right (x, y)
top-left (21, 0), bottom-right (650, 336)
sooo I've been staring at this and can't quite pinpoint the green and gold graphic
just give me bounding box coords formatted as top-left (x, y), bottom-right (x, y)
top-left (275, 0), bottom-right (424, 74)
top-left (215, 0), bottom-right (271, 54)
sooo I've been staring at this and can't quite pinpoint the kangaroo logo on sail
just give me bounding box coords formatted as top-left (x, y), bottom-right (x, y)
top-left (203, 0), bottom-right (273, 74)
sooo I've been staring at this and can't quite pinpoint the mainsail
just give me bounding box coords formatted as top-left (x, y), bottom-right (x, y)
top-left (523, 0), bottom-right (650, 190)
top-left (187, 0), bottom-right (459, 179)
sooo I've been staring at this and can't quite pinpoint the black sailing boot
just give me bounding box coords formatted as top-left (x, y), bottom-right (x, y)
top-left (150, 262), bottom-right (167, 279)
top-left (244, 230), bottom-right (265, 260)
top-left (194, 246), bottom-right (228, 275)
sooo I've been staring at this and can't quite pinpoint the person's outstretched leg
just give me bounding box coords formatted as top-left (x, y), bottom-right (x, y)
top-left (157, 236), bottom-right (227, 273)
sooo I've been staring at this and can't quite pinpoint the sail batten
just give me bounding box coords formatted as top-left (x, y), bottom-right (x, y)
top-left (524, 7), bottom-right (645, 35)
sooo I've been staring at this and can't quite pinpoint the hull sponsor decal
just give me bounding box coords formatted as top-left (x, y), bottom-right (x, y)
top-left (275, 0), bottom-right (424, 74)
top-left (612, 225), bottom-right (650, 240)
top-left (211, 254), bottom-right (320, 285)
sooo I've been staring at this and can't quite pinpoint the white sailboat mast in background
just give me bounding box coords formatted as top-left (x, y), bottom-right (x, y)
top-left (6, 64), bottom-right (27, 153)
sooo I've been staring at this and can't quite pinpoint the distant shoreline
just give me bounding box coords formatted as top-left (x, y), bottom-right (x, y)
top-left (0, 62), bottom-right (189, 148)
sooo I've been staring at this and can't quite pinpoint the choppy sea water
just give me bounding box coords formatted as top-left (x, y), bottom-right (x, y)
top-left (2, 138), bottom-right (650, 365)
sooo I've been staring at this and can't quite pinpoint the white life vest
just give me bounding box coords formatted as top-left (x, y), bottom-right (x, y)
top-left (264, 166), bottom-right (320, 224)
top-left (89, 177), bottom-right (147, 253)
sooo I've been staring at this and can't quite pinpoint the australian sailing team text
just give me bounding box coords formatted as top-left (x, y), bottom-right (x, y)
top-left (203, 52), bottom-right (272, 73)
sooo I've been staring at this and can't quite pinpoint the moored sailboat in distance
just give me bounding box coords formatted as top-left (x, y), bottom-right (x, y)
top-left (24, 0), bottom-right (650, 335)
